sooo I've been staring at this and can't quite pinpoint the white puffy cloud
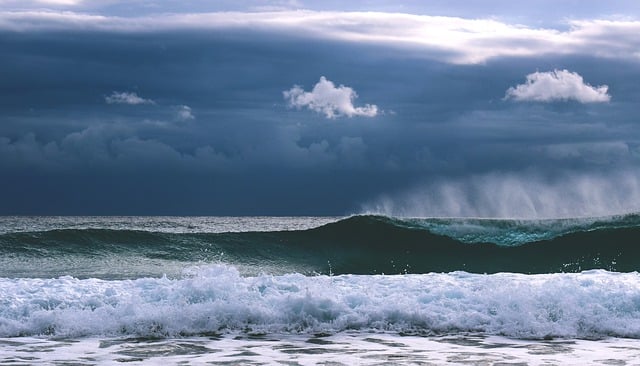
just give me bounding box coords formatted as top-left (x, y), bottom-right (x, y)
top-left (504, 70), bottom-right (611, 103)
top-left (283, 76), bottom-right (378, 119)
top-left (105, 91), bottom-right (155, 105)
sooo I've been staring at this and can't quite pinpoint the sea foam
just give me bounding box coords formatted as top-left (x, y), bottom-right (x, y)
top-left (2, 265), bottom-right (640, 339)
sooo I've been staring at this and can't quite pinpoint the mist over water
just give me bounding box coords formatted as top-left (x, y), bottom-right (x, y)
top-left (362, 171), bottom-right (640, 219)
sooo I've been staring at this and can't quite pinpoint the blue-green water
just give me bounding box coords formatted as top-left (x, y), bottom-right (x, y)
top-left (1, 214), bottom-right (639, 279)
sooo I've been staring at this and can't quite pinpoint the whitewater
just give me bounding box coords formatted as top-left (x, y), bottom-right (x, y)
top-left (2, 215), bottom-right (640, 365)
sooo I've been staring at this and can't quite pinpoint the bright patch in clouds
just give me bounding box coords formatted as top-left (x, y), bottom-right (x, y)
top-left (105, 91), bottom-right (155, 105)
top-left (36, 0), bottom-right (82, 4)
top-left (504, 70), bottom-right (611, 103)
top-left (3, 12), bottom-right (640, 64)
top-left (284, 76), bottom-right (378, 119)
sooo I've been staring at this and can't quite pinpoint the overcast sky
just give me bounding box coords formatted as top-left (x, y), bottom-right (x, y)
top-left (2, 1), bottom-right (640, 217)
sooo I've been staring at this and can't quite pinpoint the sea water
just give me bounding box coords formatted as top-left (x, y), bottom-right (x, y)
top-left (2, 215), bottom-right (640, 365)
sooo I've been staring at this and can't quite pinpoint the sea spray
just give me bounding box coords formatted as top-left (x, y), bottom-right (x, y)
top-left (363, 171), bottom-right (640, 219)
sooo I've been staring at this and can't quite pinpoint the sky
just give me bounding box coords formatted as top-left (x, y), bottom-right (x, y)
top-left (1, 0), bottom-right (640, 217)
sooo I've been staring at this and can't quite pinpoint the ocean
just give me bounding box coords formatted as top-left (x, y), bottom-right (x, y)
top-left (2, 215), bottom-right (640, 365)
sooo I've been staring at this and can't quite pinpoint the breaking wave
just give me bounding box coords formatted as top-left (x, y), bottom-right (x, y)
top-left (1, 266), bottom-right (640, 340)
top-left (2, 214), bottom-right (640, 277)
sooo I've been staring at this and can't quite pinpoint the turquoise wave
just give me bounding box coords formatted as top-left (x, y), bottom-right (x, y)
top-left (2, 214), bottom-right (640, 278)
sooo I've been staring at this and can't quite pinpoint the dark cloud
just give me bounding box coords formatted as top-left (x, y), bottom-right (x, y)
top-left (1, 26), bottom-right (639, 215)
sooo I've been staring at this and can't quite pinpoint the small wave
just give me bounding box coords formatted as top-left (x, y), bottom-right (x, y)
top-left (2, 265), bottom-right (640, 340)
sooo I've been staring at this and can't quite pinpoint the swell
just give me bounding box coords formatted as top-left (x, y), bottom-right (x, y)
top-left (2, 215), bottom-right (640, 277)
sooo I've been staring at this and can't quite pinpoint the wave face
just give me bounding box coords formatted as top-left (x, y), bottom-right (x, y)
top-left (2, 214), bottom-right (640, 278)
top-left (1, 266), bottom-right (640, 339)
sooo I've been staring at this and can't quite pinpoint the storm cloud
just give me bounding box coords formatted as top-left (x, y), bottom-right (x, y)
top-left (1, 2), bottom-right (639, 216)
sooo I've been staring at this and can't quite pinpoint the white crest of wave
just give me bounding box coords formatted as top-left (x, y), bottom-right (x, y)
top-left (2, 265), bottom-right (640, 339)
top-left (362, 171), bottom-right (640, 219)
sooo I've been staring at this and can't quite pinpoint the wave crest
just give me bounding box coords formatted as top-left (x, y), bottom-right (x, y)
top-left (3, 214), bottom-right (640, 277)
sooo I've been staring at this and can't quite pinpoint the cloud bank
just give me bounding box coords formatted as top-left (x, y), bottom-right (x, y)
top-left (504, 70), bottom-right (611, 103)
top-left (284, 76), bottom-right (378, 119)
top-left (105, 91), bottom-right (155, 105)
top-left (2, 6), bottom-right (640, 215)
top-left (2, 11), bottom-right (640, 64)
